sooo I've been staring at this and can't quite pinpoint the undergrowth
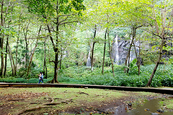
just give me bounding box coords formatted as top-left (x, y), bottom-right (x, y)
top-left (0, 64), bottom-right (173, 87)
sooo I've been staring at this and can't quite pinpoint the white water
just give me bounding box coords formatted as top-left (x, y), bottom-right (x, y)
top-left (86, 50), bottom-right (91, 66)
top-left (115, 35), bottom-right (119, 64)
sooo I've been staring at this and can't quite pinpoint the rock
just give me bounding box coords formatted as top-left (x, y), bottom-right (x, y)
top-left (151, 113), bottom-right (159, 115)
top-left (84, 87), bottom-right (88, 89)
top-left (157, 109), bottom-right (164, 113)
top-left (128, 102), bottom-right (132, 107)
top-left (144, 108), bottom-right (150, 111)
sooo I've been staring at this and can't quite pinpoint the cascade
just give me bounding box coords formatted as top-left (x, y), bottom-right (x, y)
top-left (86, 50), bottom-right (91, 66)
top-left (115, 35), bottom-right (119, 64)
top-left (111, 35), bottom-right (138, 65)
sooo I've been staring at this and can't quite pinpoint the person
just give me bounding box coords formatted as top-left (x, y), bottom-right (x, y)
top-left (38, 72), bottom-right (43, 83)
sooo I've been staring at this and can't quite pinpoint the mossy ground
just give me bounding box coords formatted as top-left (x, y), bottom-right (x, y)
top-left (0, 87), bottom-right (171, 115)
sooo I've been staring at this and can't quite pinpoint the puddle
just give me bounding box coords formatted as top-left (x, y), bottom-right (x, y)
top-left (127, 99), bottom-right (173, 115)
top-left (54, 98), bottom-right (173, 115)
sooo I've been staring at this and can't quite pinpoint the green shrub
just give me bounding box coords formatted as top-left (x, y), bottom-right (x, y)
top-left (1, 64), bottom-right (173, 87)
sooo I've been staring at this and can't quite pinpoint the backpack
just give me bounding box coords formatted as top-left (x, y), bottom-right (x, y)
top-left (41, 74), bottom-right (44, 79)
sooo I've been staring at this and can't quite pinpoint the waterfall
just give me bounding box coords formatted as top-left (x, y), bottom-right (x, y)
top-left (86, 50), bottom-right (91, 66)
top-left (115, 35), bottom-right (119, 64)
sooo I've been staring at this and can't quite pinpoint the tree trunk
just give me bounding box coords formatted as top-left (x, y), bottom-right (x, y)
top-left (91, 25), bottom-right (97, 71)
top-left (4, 36), bottom-right (8, 76)
top-left (7, 37), bottom-right (16, 76)
top-left (132, 41), bottom-right (140, 75)
top-left (51, 1), bottom-right (59, 83)
top-left (26, 26), bottom-right (42, 78)
top-left (15, 13), bottom-right (22, 76)
top-left (43, 38), bottom-right (47, 79)
top-left (102, 28), bottom-right (107, 74)
top-left (91, 42), bottom-right (96, 71)
top-left (59, 45), bottom-right (63, 69)
top-left (23, 23), bottom-right (30, 68)
top-left (108, 29), bottom-right (115, 77)
top-left (15, 37), bottom-right (19, 75)
top-left (46, 24), bottom-right (58, 83)
top-left (124, 27), bottom-right (136, 73)
top-left (146, 38), bottom-right (165, 86)
top-left (137, 37), bottom-right (141, 76)
top-left (0, 0), bottom-right (4, 76)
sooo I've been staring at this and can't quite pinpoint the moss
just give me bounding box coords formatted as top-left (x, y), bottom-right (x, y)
top-left (0, 87), bottom-right (159, 115)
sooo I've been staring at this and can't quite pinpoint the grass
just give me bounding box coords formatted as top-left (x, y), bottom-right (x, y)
top-left (159, 98), bottom-right (173, 110)
top-left (0, 87), bottom-right (162, 115)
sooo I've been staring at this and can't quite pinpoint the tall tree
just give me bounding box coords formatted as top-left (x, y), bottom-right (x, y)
top-left (0, 0), bottom-right (4, 76)
top-left (91, 25), bottom-right (97, 71)
top-left (0, 0), bottom-right (16, 76)
top-left (146, 0), bottom-right (173, 86)
top-left (102, 28), bottom-right (107, 74)
top-left (26, 0), bottom-right (85, 83)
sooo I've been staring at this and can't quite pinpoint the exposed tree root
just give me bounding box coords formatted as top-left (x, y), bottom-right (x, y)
top-left (43, 102), bottom-right (61, 105)
top-left (17, 99), bottom-right (73, 115)
top-left (8, 99), bottom-right (24, 101)
top-left (16, 106), bottom-right (50, 115)
top-left (51, 78), bottom-right (59, 83)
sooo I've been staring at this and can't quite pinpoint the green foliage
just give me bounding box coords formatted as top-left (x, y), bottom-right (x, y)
top-left (1, 64), bottom-right (173, 87)
top-left (0, 77), bottom-right (52, 83)
top-left (26, 0), bottom-right (85, 16)
top-left (25, 0), bottom-right (54, 15)
top-left (57, 64), bottom-right (173, 87)
top-left (128, 59), bottom-right (138, 75)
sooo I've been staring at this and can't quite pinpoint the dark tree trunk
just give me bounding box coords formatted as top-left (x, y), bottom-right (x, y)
top-left (137, 37), bottom-right (141, 75)
top-left (124, 27), bottom-right (136, 73)
top-left (91, 25), bottom-right (97, 71)
top-left (47, 23), bottom-right (58, 83)
top-left (43, 38), bottom-right (47, 79)
top-left (4, 36), bottom-right (8, 76)
top-left (25, 36), bottom-right (29, 68)
top-left (102, 28), bottom-right (107, 74)
top-left (146, 38), bottom-right (165, 86)
top-left (23, 22), bottom-right (30, 69)
top-left (59, 45), bottom-right (63, 70)
top-left (108, 29), bottom-right (115, 77)
top-left (51, 1), bottom-right (59, 83)
top-left (91, 42), bottom-right (96, 71)
top-left (0, 0), bottom-right (4, 76)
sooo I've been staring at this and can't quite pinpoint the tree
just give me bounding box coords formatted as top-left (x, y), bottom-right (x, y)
top-left (25, 0), bottom-right (85, 83)
top-left (146, 0), bottom-right (173, 86)
top-left (0, 0), bottom-right (19, 76)
top-left (0, 0), bottom-right (5, 76)
top-left (83, 0), bottom-right (119, 75)
top-left (26, 25), bottom-right (42, 77)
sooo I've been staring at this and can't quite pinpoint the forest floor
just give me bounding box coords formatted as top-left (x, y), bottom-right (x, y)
top-left (0, 87), bottom-right (172, 115)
